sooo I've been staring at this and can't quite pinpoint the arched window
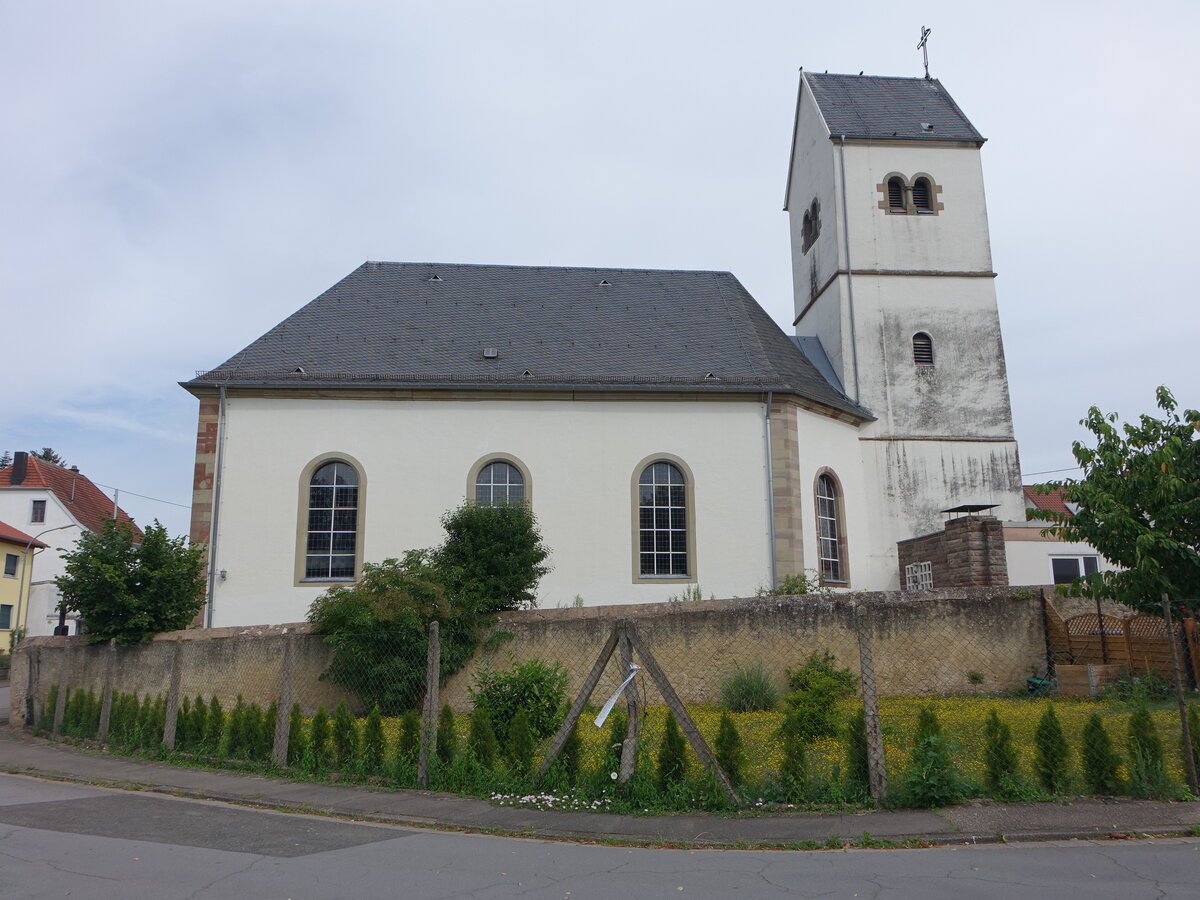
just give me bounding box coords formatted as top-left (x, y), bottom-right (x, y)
top-left (637, 460), bottom-right (689, 577)
top-left (815, 472), bottom-right (845, 584)
top-left (475, 460), bottom-right (525, 507)
top-left (305, 461), bottom-right (359, 579)
top-left (913, 332), bottom-right (934, 367)
top-left (887, 176), bottom-right (906, 211)
top-left (912, 177), bottom-right (933, 211)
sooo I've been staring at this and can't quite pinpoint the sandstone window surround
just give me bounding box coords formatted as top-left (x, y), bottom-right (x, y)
top-left (632, 455), bottom-right (696, 585)
top-left (877, 173), bottom-right (943, 215)
top-left (469, 456), bottom-right (530, 507)
top-left (295, 454), bottom-right (366, 585)
top-left (815, 469), bottom-right (849, 585)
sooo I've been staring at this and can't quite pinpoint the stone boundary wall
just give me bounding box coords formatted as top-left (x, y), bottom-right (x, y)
top-left (9, 588), bottom-right (1047, 726)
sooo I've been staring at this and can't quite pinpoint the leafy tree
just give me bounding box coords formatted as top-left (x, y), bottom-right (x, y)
top-left (1030, 387), bottom-right (1200, 614)
top-left (55, 520), bottom-right (205, 645)
top-left (0, 451), bottom-right (11, 468)
top-left (468, 655), bottom-right (567, 743)
top-left (435, 502), bottom-right (550, 612)
top-left (900, 707), bottom-right (969, 808)
top-left (31, 447), bottom-right (67, 466)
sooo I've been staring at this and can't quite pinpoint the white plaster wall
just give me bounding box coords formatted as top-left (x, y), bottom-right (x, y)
top-left (1004, 528), bottom-right (1118, 586)
top-left (790, 410), bottom-right (874, 589)
top-left (208, 395), bottom-right (774, 627)
top-left (0, 488), bottom-right (86, 636)
top-left (840, 142), bottom-right (993, 273)
top-left (860, 438), bottom-right (1026, 589)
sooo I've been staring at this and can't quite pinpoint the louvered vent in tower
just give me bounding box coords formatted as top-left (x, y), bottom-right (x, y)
top-left (912, 178), bottom-right (932, 211)
top-left (887, 176), bottom-right (905, 210)
top-left (912, 332), bottom-right (934, 366)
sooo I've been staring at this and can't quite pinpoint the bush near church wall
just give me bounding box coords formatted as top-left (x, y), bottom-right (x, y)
top-left (9, 588), bottom-right (1046, 726)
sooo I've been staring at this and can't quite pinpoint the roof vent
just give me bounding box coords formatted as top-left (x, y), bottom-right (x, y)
top-left (920, 122), bottom-right (934, 133)
top-left (427, 274), bottom-right (442, 282)
top-left (293, 366), bottom-right (306, 375)
top-left (598, 279), bottom-right (610, 286)
top-left (521, 370), bottom-right (534, 378)
top-left (482, 348), bottom-right (499, 360)
top-left (704, 372), bottom-right (718, 380)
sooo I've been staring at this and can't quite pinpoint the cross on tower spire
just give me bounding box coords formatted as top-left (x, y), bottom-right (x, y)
top-left (917, 26), bottom-right (932, 79)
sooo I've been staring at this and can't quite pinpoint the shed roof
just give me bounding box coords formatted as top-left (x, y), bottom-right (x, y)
top-left (0, 520), bottom-right (47, 548)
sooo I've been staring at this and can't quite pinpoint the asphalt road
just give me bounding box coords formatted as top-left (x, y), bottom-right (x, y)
top-left (1, 773), bottom-right (1197, 899)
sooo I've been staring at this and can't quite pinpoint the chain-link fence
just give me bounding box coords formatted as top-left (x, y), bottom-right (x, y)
top-left (14, 590), bottom-right (1200, 811)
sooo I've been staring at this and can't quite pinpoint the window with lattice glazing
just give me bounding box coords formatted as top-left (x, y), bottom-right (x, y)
top-left (638, 461), bottom-right (688, 576)
top-left (306, 461), bottom-right (358, 579)
top-left (475, 460), bottom-right (525, 507)
top-left (816, 473), bottom-right (843, 582)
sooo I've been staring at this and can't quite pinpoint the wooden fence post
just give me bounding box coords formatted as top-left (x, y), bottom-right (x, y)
top-left (538, 625), bottom-right (621, 776)
top-left (163, 640), bottom-right (184, 750)
top-left (855, 604), bottom-right (888, 804)
top-left (272, 633), bottom-right (296, 767)
top-left (617, 621), bottom-right (642, 786)
top-left (417, 621), bottom-right (441, 788)
top-left (1162, 596), bottom-right (1199, 795)
top-left (624, 625), bottom-right (739, 805)
top-left (97, 639), bottom-right (117, 742)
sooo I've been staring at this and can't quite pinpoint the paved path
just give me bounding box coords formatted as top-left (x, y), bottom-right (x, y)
top-left (2, 773), bottom-right (1199, 899)
top-left (2, 730), bottom-right (1199, 847)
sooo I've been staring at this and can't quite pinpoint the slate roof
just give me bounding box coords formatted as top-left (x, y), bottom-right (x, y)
top-left (0, 520), bottom-right (47, 549)
top-left (185, 262), bottom-right (871, 419)
top-left (804, 72), bottom-right (984, 143)
top-left (0, 457), bottom-right (141, 537)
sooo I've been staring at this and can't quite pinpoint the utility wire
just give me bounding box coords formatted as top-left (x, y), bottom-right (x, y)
top-left (90, 481), bottom-right (190, 510)
top-left (1020, 466), bottom-right (1082, 478)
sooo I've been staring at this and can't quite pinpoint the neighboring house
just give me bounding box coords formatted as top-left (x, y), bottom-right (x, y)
top-left (0, 453), bottom-right (140, 636)
top-left (0, 520), bottom-right (46, 651)
top-left (183, 70), bottom-right (1039, 628)
top-left (1004, 486), bottom-right (1118, 587)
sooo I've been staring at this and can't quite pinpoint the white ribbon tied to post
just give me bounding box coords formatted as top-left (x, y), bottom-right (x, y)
top-left (594, 662), bottom-right (641, 728)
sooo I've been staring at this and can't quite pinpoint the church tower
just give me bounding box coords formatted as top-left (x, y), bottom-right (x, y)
top-left (784, 72), bottom-right (1024, 588)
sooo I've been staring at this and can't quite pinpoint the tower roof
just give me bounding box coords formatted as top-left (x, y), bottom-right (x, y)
top-left (804, 72), bottom-right (984, 143)
top-left (184, 261), bottom-right (871, 420)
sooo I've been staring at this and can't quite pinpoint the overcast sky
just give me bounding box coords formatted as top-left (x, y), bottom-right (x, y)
top-left (3, 1), bottom-right (1197, 538)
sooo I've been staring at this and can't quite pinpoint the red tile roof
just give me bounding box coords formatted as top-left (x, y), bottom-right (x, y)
top-left (0, 520), bottom-right (47, 548)
top-left (0, 456), bottom-right (142, 537)
top-left (1024, 485), bottom-right (1074, 518)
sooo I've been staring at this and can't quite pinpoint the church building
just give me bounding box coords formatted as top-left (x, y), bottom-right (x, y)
top-left (183, 72), bottom-right (1048, 628)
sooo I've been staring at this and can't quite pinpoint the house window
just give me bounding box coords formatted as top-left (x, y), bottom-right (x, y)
top-left (637, 461), bottom-right (689, 577)
top-left (887, 176), bottom-right (906, 211)
top-left (0, 604), bottom-right (11, 629)
top-left (3, 554), bottom-right (17, 577)
top-left (1051, 556), bottom-right (1099, 585)
top-left (30, 500), bottom-right (46, 524)
top-left (912, 176), bottom-right (933, 211)
top-left (905, 561), bottom-right (933, 590)
top-left (305, 461), bottom-right (359, 580)
top-left (815, 472), bottom-right (846, 583)
top-left (475, 460), bottom-right (525, 507)
top-left (913, 332), bottom-right (934, 367)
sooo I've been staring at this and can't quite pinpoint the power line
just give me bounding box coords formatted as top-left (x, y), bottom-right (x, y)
top-left (1020, 466), bottom-right (1082, 478)
top-left (90, 481), bottom-right (190, 510)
